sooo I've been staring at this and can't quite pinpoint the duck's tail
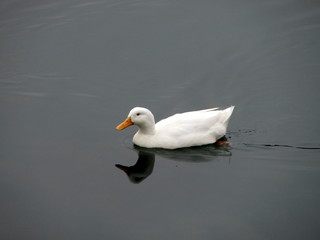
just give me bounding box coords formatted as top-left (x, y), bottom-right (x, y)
top-left (222, 106), bottom-right (235, 125)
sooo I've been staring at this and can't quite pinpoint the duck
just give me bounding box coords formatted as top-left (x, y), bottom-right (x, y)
top-left (116, 106), bottom-right (235, 149)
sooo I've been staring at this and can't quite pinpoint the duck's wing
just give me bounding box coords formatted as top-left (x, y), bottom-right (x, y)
top-left (155, 107), bottom-right (234, 147)
top-left (156, 107), bottom-right (232, 128)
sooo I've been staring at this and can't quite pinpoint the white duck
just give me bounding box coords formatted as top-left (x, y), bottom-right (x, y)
top-left (116, 106), bottom-right (235, 149)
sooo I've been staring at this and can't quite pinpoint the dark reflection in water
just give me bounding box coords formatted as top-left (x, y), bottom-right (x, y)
top-left (116, 150), bottom-right (155, 184)
top-left (116, 144), bottom-right (232, 183)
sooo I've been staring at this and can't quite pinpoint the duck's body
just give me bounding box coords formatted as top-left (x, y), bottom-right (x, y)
top-left (116, 106), bottom-right (235, 149)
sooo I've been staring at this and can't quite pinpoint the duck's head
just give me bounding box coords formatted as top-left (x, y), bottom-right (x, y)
top-left (116, 107), bottom-right (155, 131)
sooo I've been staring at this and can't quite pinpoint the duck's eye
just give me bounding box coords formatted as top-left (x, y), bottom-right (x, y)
top-left (137, 113), bottom-right (140, 116)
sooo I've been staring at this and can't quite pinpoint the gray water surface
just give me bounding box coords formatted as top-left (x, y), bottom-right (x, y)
top-left (1, 0), bottom-right (320, 239)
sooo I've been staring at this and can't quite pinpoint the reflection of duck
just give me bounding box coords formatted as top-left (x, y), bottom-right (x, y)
top-left (115, 151), bottom-right (155, 184)
top-left (116, 106), bottom-right (234, 149)
top-left (116, 145), bottom-right (232, 183)
top-left (133, 144), bottom-right (231, 162)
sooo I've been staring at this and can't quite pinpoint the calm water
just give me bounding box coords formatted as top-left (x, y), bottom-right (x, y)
top-left (1, 0), bottom-right (320, 239)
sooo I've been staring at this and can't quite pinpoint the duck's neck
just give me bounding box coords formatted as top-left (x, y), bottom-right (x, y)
top-left (137, 122), bottom-right (156, 135)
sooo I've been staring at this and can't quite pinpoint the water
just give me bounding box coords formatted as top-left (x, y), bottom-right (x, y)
top-left (1, 0), bottom-right (320, 239)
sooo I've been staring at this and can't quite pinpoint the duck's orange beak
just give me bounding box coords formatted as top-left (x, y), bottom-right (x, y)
top-left (116, 117), bottom-right (134, 130)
